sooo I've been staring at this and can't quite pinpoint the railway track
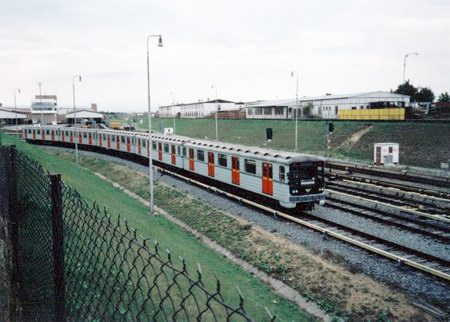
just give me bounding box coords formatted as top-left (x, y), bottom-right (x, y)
top-left (155, 168), bottom-right (450, 283)
top-left (35, 144), bottom-right (450, 283)
top-left (326, 180), bottom-right (450, 217)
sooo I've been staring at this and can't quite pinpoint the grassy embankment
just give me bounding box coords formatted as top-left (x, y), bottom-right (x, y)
top-left (135, 118), bottom-right (450, 168)
top-left (1, 134), bottom-right (311, 322)
top-left (6, 132), bottom-right (438, 321)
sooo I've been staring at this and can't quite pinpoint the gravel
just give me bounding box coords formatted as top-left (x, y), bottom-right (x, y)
top-left (44, 147), bottom-right (450, 306)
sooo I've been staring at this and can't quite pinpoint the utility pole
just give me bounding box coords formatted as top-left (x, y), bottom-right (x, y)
top-left (38, 82), bottom-right (43, 125)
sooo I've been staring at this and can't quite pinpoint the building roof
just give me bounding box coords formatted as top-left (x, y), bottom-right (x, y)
top-left (159, 99), bottom-right (235, 108)
top-left (0, 109), bottom-right (27, 119)
top-left (65, 110), bottom-right (103, 119)
top-left (249, 91), bottom-right (411, 108)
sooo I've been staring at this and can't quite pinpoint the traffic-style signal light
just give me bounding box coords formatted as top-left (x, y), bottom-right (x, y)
top-left (328, 123), bottom-right (334, 133)
top-left (266, 128), bottom-right (273, 140)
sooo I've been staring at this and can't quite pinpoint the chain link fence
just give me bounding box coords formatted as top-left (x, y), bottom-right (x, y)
top-left (0, 140), bottom-right (274, 321)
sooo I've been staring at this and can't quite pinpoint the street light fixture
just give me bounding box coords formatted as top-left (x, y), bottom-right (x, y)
top-left (72, 75), bottom-right (82, 164)
top-left (14, 88), bottom-right (21, 138)
top-left (403, 52), bottom-right (419, 83)
top-left (291, 71), bottom-right (299, 151)
top-left (147, 34), bottom-right (163, 214)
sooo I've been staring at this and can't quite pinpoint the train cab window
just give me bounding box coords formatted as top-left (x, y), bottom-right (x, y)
top-left (164, 144), bottom-right (169, 153)
top-left (244, 159), bottom-right (256, 174)
top-left (152, 142), bottom-right (157, 150)
top-left (218, 154), bottom-right (227, 167)
top-left (279, 166), bottom-right (286, 182)
top-left (182, 147), bottom-right (186, 157)
top-left (121, 136), bottom-right (125, 143)
top-left (197, 150), bottom-right (205, 161)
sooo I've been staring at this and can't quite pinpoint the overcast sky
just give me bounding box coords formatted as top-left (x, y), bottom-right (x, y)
top-left (1, 0), bottom-right (449, 112)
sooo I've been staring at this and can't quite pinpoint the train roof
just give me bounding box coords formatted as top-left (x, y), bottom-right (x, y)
top-left (25, 126), bottom-right (323, 164)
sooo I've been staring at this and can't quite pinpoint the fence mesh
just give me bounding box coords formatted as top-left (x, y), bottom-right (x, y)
top-left (0, 140), bottom-right (273, 321)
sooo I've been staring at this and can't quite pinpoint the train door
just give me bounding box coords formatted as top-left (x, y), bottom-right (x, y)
top-left (137, 138), bottom-right (141, 154)
top-left (42, 130), bottom-right (46, 140)
top-left (231, 156), bottom-right (240, 185)
top-left (61, 131), bottom-right (65, 142)
top-left (375, 146), bottom-right (381, 165)
top-left (32, 130), bottom-right (36, 140)
top-left (171, 145), bottom-right (176, 165)
top-left (158, 143), bottom-right (163, 161)
top-left (51, 130), bottom-right (55, 141)
top-left (107, 135), bottom-right (111, 148)
top-left (88, 133), bottom-right (93, 145)
top-left (262, 162), bottom-right (273, 195)
top-left (116, 136), bottom-right (120, 150)
top-left (70, 131), bottom-right (73, 143)
top-left (126, 137), bottom-right (131, 152)
top-left (189, 148), bottom-right (195, 171)
top-left (99, 133), bottom-right (102, 146)
top-left (208, 152), bottom-right (215, 177)
top-left (78, 132), bottom-right (82, 144)
top-left (24, 130), bottom-right (28, 140)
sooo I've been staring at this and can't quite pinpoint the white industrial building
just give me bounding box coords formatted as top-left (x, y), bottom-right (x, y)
top-left (159, 99), bottom-right (237, 118)
top-left (245, 91), bottom-right (410, 119)
top-left (30, 95), bottom-right (59, 125)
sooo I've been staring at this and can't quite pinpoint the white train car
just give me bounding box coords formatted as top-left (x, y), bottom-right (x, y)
top-left (23, 126), bottom-right (326, 209)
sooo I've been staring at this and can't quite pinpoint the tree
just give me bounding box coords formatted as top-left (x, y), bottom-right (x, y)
top-left (394, 81), bottom-right (417, 98)
top-left (438, 92), bottom-right (450, 103)
top-left (415, 87), bottom-right (435, 103)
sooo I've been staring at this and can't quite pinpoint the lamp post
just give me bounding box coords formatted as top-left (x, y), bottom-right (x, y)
top-left (291, 71), bottom-right (299, 151)
top-left (170, 92), bottom-right (176, 134)
top-left (147, 34), bottom-right (163, 214)
top-left (14, 88), bottom-right (20, 138)
top-left (72, 75), bottom-right (82, 164)
top-left (38, 82), bottom-right (43, 125)
top-left (211, 85), bottom-right (218, 140)
top-left (403, 52), bottom-right (419, 83)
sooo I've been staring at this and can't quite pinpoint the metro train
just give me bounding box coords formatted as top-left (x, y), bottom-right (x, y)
top-left (23, 126), bottom-right (326, 209)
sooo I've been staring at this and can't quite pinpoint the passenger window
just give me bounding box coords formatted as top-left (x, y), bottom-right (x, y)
top-left (46, 130), bottom-right (50, 135)
top-left (218, 154), bottom-right (227, 167)
top-left (177, 146), bottom-right (181, 155)
top-left (182, 147), bottom-right (186, 157)
top-left (112, 136), bottom-right (116, 142)
top-left (83, 132), bottom-right (87, 138)
top-left (279, 166), bottom-right (285, 182)
top-left (121, 136), bottom-right (125, 143)
top-left (164, 144), bottom-right (169, 153)
top-left (244, 159), bottom-right (256, 174)
top-left (152, 142), bottom-right (157, 150)
top-left (142, 139), bottom-right (146, 147)
top-left (197, 150), bottom-right (205, 161)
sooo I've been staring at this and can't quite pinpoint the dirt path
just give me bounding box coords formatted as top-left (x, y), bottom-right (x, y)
top-left (338, 125), bottom-right (373, 151)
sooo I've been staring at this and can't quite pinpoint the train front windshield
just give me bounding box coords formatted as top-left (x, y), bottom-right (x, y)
top-left (288, 162), bottom-right (324, 194)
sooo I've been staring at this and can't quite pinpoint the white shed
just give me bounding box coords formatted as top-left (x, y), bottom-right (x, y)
top-left (374, 143), bottom-right (399, 166)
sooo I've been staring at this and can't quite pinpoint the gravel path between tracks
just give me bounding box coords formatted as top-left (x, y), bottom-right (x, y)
top-left (45, 147), bottom-right (450, 308)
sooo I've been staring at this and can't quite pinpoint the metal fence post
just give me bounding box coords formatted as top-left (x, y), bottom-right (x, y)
top-left (50, 173), bottom-right (66, 321)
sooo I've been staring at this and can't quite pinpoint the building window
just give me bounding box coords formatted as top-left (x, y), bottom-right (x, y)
top-left (275, 107), bottom-right (284, 115)
top-left (264, 108), bottom-right (271, 115)
top-left (389, 147), bottom-right (393, 153)
top-left (164, 143), bottom-right (169, 153)
top-left (335, 106), bottom-right (338, 114)
top-left (255, 109), bottom-right (262, 115)
top-left (279, 166), bottom-right (285, 182)
top-left (218, 154), bottom-right (227, 167)
top-left (248, 109), bottom-right (253, 115)
top-left (197, 150), bottom-right (205, 161)
top-left (352, 107), bottom-right (356, 110)
top-left (244, 159), bottom-right (256, 174)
